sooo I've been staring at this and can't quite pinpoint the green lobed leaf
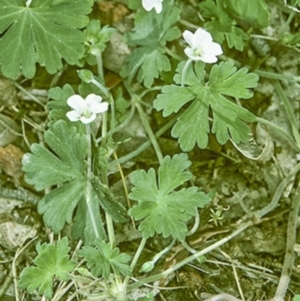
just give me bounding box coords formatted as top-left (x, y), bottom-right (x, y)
top-left (158, 154), bottom-right (192, 194)
top-left (92, 176), bottom-right (128, 223)
top-left (71, 198), bottom-right (107, 245)
top-left (127, 4), bottom-right (180, 47)
top-left (281, 32), bottom-right (300, 47)
top-left (0, 0), bottom-right (93, 79)
top-left (199, 0), bottom-right (249, 51)
top-left (154, 61), bottom-right (258, 151)
top-left (44, 120), bottom-right (87, 170)
top-left (224, 0), bottom-right (270, 28)
top-left (128, 154), bottom-right (211, 240)
top-left (47, 84), bottom-right (75, 122)
top-left (83, 20), bottom-right (116, 65)
top-left (78, 239), bottom-right (131, 279)
top-left (19, 237), bottom-right (77, 299)
top-left (136, 49), bottom-right (172, 88)
top-left (120, 3), bottom-right (180, 87)
top-left (38, 181), bottom-right (85, 233)
top-left (22, 144), bottom-right (80, 190)
top-left (22, 120), bottom-right (87, 191)
top-left (22, 120), bottom-right (124, 240)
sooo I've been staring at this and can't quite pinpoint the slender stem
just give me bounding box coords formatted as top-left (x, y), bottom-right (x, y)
top-left (181, 59), bottom-right (192, 87)
top-left (0, 275), bottom-right (12, 299)
top-left (163, 46), bottom-right (182, 61)
top-left (96, 101), bottom-right (136, 144)
top-left (253, 69), bottom-right (300, 83)
top-left (273, 80), bottom-right (300, 147)
top-left (278, 11), bottom-right (295, 39)
top-left (95, 53), bottom-right (104, 81)
top-left (86, 125), bottom-right (100, 239)
top-left (101, 112), bottom-right (116, 248)
top-left (91, 78), bottom-right (110, 99)
top-left (127, 221), bottom-right (252, 291)
top-left (130, 237), bottom-right (148, 271)
top-left (13, 82), bottom-right (45, 106)
top-left (149, 239), bottom-right (176, 266)
top-left (273, 184), bottom-right (300, 301)
top-left (135, 101), bottom-right (164, 165)
top-left (186, 211), bottom-right (200, 236)
top-left (123, 238), bottom-right (148, 287)
top-left (180, 240), bottom-right (197, 254)
top-left (237, 196), bottom-right (252, 216)
top-left (256, 117), bottom-right (300, 152)
top-left (255, 163), bottom-right (300, 219)
top-left (108, 94), bottom-right (116, 132)
top-left (108, 117), bottom-right (176, 168)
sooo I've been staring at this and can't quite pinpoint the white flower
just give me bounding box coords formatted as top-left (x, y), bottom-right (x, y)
top-left (183, 28), bottom-right (223, 63)
top-left (142, 0), bottom-right (163, 13)
top-left (66, 93), bottom-right (108, 124)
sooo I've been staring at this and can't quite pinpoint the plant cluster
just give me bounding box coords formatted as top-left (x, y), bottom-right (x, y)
top-left (1, 0), bottom-right (300, 300)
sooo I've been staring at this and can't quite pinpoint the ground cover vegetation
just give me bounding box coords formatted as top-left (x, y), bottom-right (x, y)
top-left (0, 0), bottom-right (300, 300)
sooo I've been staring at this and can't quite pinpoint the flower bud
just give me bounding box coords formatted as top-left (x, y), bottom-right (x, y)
top-left (77, 69), bottom-right (94, 84)
top-left (140, 261), bottom-right (155, 273)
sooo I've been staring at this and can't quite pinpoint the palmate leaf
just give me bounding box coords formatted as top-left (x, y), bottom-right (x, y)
top-left (22, 120), bottom-right (126, 243)
top-left (154, 61), bottom-right (258, 151)
top-left (22, 120), bottom-right (88, 233)
top-left (199, 0), bottom-right (249, 51)
top-left (22, 120), bottom-right (87, 191)
top-left (120, 3), bottom-right (181, 87)
top-left (47, 84), bottom-right (76, 122)
top-left (78, 239), bottom-right (131, 280)
top-left (224, 0), bottom-right (270, 28)
top-left (128, 154), bottom-right (211, 240)
top-left (0, 0), bottom-right (93, 79)
top-left (19, 237), bottom-right (77, 299)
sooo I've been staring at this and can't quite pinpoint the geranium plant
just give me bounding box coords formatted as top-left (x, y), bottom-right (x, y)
top-left (0, 0), bottom-right (299, 301)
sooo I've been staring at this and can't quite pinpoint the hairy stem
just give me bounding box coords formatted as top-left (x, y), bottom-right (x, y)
top-left (256, 163), bottom-right (300, 219)
top-left (181, 59), bottom-right (192, 87)
top-left (123, 238), bottom-right (148, 288)
top-left (108, 117), bottom-right (176, 169)
top-left (95, 52), bottom-right (104, 81)
top-left (86, 124), bottom-right (100, 239)
top-left (101, 111), bottom-right (116, 248)
top-left (273, 80), bottom-right (300, 147)
top-left (135, 101), bottom-right (164, 165)
top-left (256, 117), bottom-right (300, 152)
top-left (273, 184), bottom-right (300, 301)
top-left (127, 220), bottom-right (252, 291)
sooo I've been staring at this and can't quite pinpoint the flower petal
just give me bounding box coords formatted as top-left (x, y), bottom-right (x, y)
top-left (183, 28), bottom-right (222, 63)
top-left (66, 110), bottom-right (81, 122)
top-left (154, 0), bottom-right (163, 13)
top-left (209, 42), bottom-right (223, 56)
top-left (184, 48), bottom-right (201, 61)
top-left (183, 30), bottom-right (195, 48)
top-left (85, 93), bottom-right (102, 106)
top-left (93, 102), bottom-right (109, 114)
top-left (67, 94), bottom-right (85, 111)
top-left (80, 114), bottom-right (96, 124)
top-left (194, 28), bottom-right (213, 47)
top-left (200, 53), bottom-right (218, 63)
top-left (142, 0), bottom-right (154, 11)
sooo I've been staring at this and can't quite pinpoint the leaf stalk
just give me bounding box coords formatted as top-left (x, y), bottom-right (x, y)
top-left (86, 124), bottom-right (100, 239)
